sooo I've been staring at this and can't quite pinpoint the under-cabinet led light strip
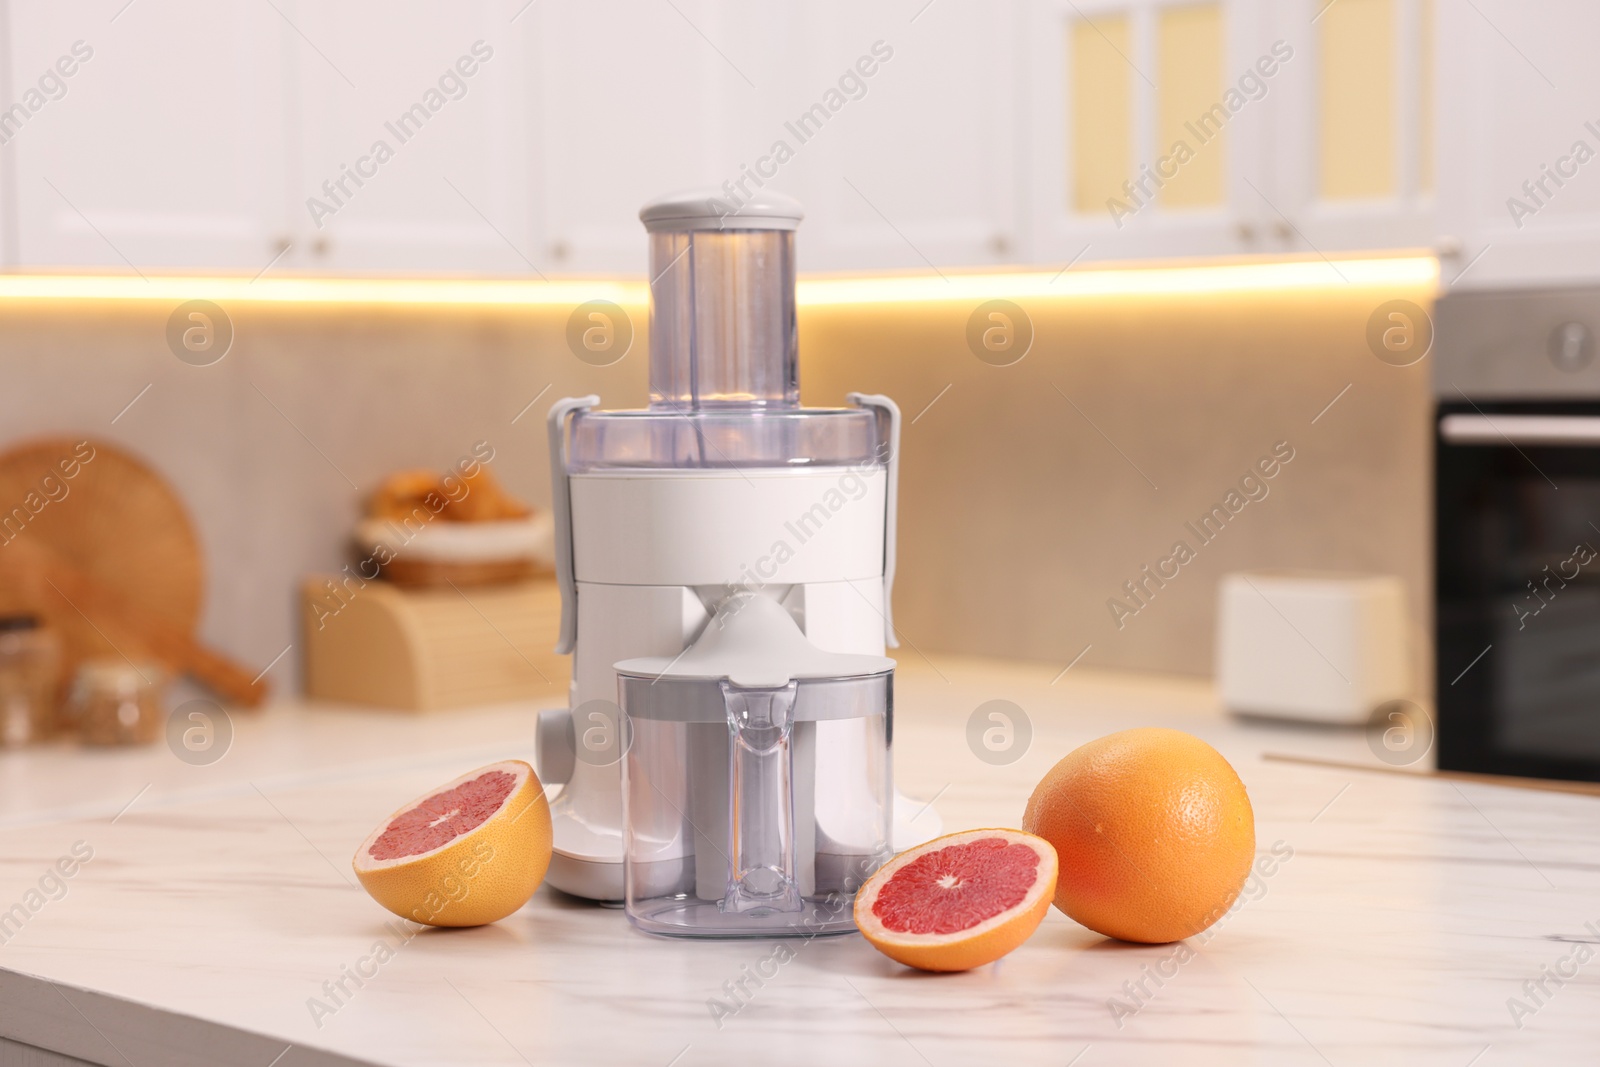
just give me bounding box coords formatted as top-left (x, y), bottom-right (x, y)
top-left (0, 254), bottom-right (1436, 306)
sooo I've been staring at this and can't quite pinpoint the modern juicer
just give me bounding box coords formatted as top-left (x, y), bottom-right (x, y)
top-left (537, 190), bottom-right (936, 935)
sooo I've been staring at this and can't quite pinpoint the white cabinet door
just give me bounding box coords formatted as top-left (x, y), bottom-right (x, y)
top-left (529, 0), bottom-right (753, 274)
top-left (1023, 0), bottom-right (1279, 266)
top-left (1022, 0), bottom-right (1438, 268)
top-left (3, 0), bottom-right (288, 271)
top-left (282, 0), bottom-right (536, 274)
top-left (771, 1), bottom-right (1019, 272)
top-left (1261, 0), bottom-right (1435, 257)
top-left (528, 1), bottom-right (1019, 275)
top-left (1436, 0), bottom-right (1600, 290)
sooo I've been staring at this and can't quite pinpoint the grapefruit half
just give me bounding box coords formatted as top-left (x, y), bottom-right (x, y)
top-left (854, 828), bottom-right (1059, 972)
top-left (352, 759), bottom-right (552, 927)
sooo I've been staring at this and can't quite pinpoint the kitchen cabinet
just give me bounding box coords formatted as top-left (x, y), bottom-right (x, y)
top-left (1023, 0), bottom-right (1434, 268)
top-left (0, 0), bottom-right (538, 275)
top-left (283, 0), bottom-right (536, 274)
top-left (1435, 0), bottom-right (1600, 290)
top-left (1255, 0), bottom-right (1435, 257)
top-left (525, 0), bottom-right (744, 274)
top-left (0, 0), bottom-right (1029, 276)
top-left (0, 0), bottom-right (1468, 276)
top-left (1023, 0), bottom-right (1267, 265)
top-left (777, 1), bottom-right (1020, 272)
top-left (2, 0), bottom-right (289, 272)
top-left (529, 0), bottom-right (1020, 275)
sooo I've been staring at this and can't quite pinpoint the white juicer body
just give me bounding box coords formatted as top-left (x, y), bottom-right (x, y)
top-left (541, 405), bottom-right (912, 901)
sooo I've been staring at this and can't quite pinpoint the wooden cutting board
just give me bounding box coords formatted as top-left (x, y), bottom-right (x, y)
top-left (0, 437), bottom-right (204, 683)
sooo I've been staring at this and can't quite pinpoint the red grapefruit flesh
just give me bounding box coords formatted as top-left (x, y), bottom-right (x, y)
top-left (367, 769), bottom-right (517, 861)
top-left (854, 828), bottom-right (1059, 972)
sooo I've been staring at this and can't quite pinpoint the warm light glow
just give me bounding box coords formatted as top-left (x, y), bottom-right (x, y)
top-left (0, 254), bottom-right (1437, 307)
top-left (796, 255), bottom-right (1439, 306)
top-left (0, 274), bottom-right (648, 306)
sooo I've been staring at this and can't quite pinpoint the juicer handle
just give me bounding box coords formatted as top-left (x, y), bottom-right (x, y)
top-left (848, 393), bottom-right (900, 650)
top-left (721, 680), bottom-right (804, 915)
top-left (547, 395), bottom-right (598, 655)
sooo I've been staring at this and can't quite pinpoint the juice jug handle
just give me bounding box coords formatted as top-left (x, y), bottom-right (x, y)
top-left (547, 395), bottom-right (598, 655)
top-left (721, 680), bottom-right (804, 916)
top-left (848, 393), bottom-right (900, 649)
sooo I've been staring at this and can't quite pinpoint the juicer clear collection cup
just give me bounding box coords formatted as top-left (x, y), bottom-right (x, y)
top-left (615, 594), bottom-right (894, 938)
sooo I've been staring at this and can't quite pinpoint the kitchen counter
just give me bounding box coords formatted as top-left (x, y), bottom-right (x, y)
top-left (1, 655), bottom-right (1596, 1066)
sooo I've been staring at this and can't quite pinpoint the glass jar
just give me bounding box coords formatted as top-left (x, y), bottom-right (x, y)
top-left (0, 615), bottom-right (62, 746)
top-left (66, 660), bottom-right (166, 746)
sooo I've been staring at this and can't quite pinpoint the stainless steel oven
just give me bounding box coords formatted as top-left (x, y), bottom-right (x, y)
top-left (1435, 288), bottom-right (1600, 781)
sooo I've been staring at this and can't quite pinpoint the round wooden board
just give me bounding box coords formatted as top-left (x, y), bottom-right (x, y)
top-left (0, 438), bottom-right (203, 678)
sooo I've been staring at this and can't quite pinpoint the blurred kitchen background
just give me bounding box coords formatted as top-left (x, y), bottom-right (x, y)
top-left (0, 0), bottom-right (1587, 730)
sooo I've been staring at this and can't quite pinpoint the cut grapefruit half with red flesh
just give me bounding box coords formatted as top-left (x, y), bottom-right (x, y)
top-left (352, 760), bottom-right (552, 928)
top-left (855, 828), bottom-right (1058, 972)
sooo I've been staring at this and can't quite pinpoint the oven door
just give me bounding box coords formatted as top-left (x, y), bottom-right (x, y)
top-left (1437, 400), bottom-right (1600, 781)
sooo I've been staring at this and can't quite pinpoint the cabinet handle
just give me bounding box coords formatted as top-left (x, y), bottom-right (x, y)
top-left (1549, 322), bottom-right (1594, 373)
top-left (1440, 414), bottom-right (1600, 446)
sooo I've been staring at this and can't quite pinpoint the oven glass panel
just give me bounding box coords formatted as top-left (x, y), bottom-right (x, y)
top-left (1437, 400), bottom-right (1600, 780)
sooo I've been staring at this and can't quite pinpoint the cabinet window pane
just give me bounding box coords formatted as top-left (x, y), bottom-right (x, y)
top-left (1319, 0), bottom-right (1396, 199)
top-left (1070, 15), bottom-right (1133, 215)
top-left (1156, 4), bottom-right (1225, 209)
top-left (1418, 0), bottom-right (1433, 195)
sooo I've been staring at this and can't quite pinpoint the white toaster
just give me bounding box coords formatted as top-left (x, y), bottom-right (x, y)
top-left (1215, 571), bottom-right (1412, 724)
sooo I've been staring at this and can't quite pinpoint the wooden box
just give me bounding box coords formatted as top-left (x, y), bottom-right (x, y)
top-left (301, 577), bottom-right (568, 710)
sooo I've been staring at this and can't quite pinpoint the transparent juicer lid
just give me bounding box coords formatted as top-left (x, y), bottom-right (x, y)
top-left (567, 190), bottom-right (880, 472)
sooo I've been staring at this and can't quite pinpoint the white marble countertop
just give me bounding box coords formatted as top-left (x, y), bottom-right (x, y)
top-left (1, 655), bottom-right (1597, 1066)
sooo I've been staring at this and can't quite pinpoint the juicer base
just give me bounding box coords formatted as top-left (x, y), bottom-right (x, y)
top-left (546, 851), bottom-right (624, 903)
top-left (627, 896), bottom-right (861, 940)
top-left (891, 788), bottom-right (943, 851)
top-left (544, 788), bottom-right (941, 905)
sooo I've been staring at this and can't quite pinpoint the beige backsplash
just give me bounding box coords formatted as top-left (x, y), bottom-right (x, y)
top-left (804, 280), bottom-right (1434, 684)
top-left (0, 273), bottom-right (1432, 693)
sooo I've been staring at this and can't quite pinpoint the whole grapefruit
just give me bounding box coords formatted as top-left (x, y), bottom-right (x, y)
top-left (1022, 728), bottom-right (1254, 944)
